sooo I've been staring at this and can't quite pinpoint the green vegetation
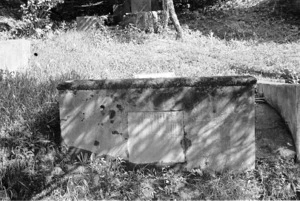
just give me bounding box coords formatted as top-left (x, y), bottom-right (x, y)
top-left (1, 0), bottom-right (300, 200)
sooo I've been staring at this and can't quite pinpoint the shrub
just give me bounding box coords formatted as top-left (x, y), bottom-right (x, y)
top-left (18, 0), bottom-right (64, 38)
top-left (21, 0), bottom-right (63, 24)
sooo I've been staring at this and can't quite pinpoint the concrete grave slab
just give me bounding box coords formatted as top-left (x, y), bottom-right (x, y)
top-left (257, 81), bottom-right (300, 161)
top-left (58, 76), bottom-right (256, 171)
top-left (0, 39), bottom-right (31, 72)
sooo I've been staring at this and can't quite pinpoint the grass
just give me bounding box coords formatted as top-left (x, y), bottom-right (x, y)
top-left (29, 26), bottom-right (300, 81)
top-left (1, 0), bottom-right (300, 199)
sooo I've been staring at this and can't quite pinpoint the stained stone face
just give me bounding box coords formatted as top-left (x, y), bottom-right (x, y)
top-left (128, 111), bottom-right (185, 164)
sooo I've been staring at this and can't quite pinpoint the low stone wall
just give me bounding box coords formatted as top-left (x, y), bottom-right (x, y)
top-left (58, 76), bottom-right (256, 171)
top-left (257, 81), bottom-right (300, 161)
top-left (0, 39), bottom-right (31, 72)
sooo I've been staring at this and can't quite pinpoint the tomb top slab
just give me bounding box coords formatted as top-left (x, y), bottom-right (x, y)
top-left (57, 76), bottom-right (257, 90)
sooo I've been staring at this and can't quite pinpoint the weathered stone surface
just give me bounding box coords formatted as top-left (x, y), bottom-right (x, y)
top-left (0, 39), bottom-right (30, 72)
top-left (133, 72), bottom-right (176, 78)
top-left (131, 0), bottom-right (151, 13)
top-left (58, 76), bottom-right (256, 171)
top-left (128, 111), bottom-right (185, 163)
top-left (257, 81), bottom-right (300, 161)
top-left (76, 16), bottom-right (104, 31)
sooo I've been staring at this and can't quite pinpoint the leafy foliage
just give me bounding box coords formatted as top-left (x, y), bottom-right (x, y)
top-left (17, 0), bottom-right (63, 38)
top-left (21, 0), bottom-right (63, 23)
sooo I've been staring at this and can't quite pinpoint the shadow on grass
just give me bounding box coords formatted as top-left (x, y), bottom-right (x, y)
top-left (179, 0), bottom-right (300, 43)
top-left (0, 70), bottom-right (82, 200)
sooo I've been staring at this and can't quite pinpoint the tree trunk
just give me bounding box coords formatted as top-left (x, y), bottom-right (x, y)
top-left (162, 0), bottom-right (183, 40)
top-left (162, 0), bottom-right (169, 29)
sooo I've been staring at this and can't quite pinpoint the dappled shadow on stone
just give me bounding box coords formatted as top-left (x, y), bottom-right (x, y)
top-left (57, 76), bottom-right (256, 172)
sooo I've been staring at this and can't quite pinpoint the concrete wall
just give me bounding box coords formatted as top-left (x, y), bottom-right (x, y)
top-left (131, 0), bottom-right (151, 13)
top-left (0, 39), bottom-right (31, 72)
top-left (58, 76), bottom-right (256, 171)
top-left (257, 81), bottom-right (300, 161)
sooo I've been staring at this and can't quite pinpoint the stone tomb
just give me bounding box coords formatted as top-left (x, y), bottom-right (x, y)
top-left (57, 76), bottom-right (256, 171)
top-left (0, 39), bottom-right (31, 72)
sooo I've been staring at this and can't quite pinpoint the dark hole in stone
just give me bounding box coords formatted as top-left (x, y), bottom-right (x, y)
top-left (34, 53), bottom-right (38, 56)
top-left (116, 104), bottom-right (124, 112)
top-left (94, 140), bottom-right (100, 146)
top-left (112, 130), bottom-right (121, 135)
top-left (100, 105), bottom-right (105, 111)
top-left (110, 120), bottom-right (114, 124)
top-left (109, 110), bottom-right (116, 119)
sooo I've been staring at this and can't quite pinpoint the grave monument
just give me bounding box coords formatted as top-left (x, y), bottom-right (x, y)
top-left (58, 76), bottom-right (256, 171)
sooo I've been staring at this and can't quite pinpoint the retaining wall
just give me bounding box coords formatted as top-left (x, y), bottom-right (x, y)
top-left (257, 81), bottom-right (300, 161)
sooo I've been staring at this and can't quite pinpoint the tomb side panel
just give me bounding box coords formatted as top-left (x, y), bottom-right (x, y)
top-left (185, 85), bottom-right (255, 171)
